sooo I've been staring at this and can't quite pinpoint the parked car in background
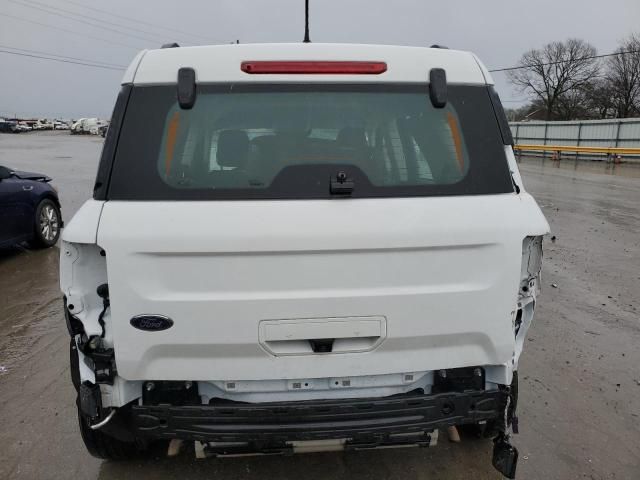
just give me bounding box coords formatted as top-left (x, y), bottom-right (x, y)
top-left (98, 124), bottom-right (108, 137)
top-left (71, 118), bottom-right (100, 135)
top-left (16, 122), bottom-right (32, 132)
top-left (0, 165), bottom-right (61, 248)
top-left (31, 120), bottom-right (52, 130)
top-left (70, 118), bottom-right (86, 134)
top-left (89, 119), bottom-right (107, 135)
top-left (0, 120), bottom-right (20, 133)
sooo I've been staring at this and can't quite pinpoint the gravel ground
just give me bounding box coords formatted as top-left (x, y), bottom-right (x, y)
top-left (0, 131), bottom-right (639, 479)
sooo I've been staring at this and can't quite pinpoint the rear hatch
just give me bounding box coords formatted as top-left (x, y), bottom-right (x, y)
top-left (98, 76), bottom-right (528, 381)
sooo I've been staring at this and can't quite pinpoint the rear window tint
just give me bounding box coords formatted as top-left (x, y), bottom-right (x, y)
top-left (108, 84), bottom-right (513, 200)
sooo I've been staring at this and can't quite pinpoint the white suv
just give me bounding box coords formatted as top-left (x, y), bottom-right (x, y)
top-left (60, 43), bottom-right (548, 478)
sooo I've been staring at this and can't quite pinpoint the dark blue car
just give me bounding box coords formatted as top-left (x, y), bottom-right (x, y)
top-left (0, 165), bottom-right (62, 249)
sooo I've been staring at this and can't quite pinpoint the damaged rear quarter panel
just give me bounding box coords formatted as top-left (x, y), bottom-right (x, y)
top-left (60, 200), bottom-right (108, 339)
top-left (512, 234), bottom-right (545, 368)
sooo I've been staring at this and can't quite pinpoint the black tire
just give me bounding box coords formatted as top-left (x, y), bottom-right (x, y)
top-left (30, 198), bottom-right (61, 248)
top-left (70, 341), bottom-right (146, 460)
top-left (77, 410), bottom-right (145, 460)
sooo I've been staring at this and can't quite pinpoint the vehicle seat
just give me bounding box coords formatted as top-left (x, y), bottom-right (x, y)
top-left (336, 126), bottom-right (379, 183)
top-left (337, 126), bottom-right (367, 149)
top-left (217, 129), bottom-right (249, 170)
top-left (212, 129), bottom-right (250, 188)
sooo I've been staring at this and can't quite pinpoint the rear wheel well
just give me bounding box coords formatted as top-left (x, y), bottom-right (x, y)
top-left (41, 192), bottom-right (61, 209)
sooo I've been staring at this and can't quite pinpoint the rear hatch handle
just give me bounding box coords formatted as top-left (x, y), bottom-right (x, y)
top-left (259, 316), bottom-right (387, 356)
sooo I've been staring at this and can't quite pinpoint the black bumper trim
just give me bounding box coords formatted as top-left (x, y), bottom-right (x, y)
top-left (132, 389), bottom-right (505, 444)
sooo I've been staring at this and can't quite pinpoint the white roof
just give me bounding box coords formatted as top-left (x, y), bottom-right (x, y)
top-left (123, 43), bottom-right (493, 86)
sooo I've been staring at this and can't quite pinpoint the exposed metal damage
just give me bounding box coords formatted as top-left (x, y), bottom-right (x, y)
top-left (514, 235), bottom-right (544, 368)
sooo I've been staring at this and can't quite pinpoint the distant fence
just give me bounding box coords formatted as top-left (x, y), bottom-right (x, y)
top-left (510, 118), bottom-right (640, 160)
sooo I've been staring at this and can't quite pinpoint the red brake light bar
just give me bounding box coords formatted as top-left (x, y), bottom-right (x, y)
top-left (240, 61), bottom-right (387, 75)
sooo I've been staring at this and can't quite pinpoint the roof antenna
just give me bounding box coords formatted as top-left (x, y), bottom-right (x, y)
top-left (303, 0), bottom-right (311, 43)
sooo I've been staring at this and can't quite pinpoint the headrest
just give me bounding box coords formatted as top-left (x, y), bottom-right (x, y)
top-left (337, 127), bottom-right (366, 147)
top-left (217, 130), bottom-right (249, 168)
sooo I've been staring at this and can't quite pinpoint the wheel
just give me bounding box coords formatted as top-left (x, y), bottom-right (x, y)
top-left (70, 341), bottom-right (147, 460)
top-left (30, 199), bottom-right (61, 248)
top-left (77, 408), bottom-right (149, 460)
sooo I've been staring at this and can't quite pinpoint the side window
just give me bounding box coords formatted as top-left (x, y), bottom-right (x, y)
top-left (377, 121), bottom-right (406, 185)
top-left (208, 131), bottom-right (221, 171)
top-left (388, 120), bottom-right (408, 182)
top-left (180, 127), bottom-right (198, 169)
top-left (411, 137), bottom-right (433, 181)
top-left (371, 109), bottom-right (466, 186)
top-left (399, 108), bottom-right (468, 185)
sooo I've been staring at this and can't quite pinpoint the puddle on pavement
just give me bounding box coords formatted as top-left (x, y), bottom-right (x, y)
top-left (0, 246), bottom-right (61, 373)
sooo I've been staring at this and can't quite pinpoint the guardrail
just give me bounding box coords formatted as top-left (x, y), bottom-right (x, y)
top-left (514, 144), bottom-right (640, 156)
top-left (510, 118), bottom-right (640, 153)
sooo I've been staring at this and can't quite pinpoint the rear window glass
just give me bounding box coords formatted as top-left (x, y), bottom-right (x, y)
top-left (108, 84), bottom-right (513, 199)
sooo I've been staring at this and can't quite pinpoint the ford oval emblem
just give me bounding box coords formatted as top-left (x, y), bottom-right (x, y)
top-left (130, 315), bottom-right (174, 332)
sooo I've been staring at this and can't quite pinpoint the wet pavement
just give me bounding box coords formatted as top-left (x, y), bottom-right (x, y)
top-left (1, 131), bottom-right (639, 479)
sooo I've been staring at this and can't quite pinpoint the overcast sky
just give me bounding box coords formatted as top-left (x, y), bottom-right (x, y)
top-left (1, 0), bottom-right (639, 119)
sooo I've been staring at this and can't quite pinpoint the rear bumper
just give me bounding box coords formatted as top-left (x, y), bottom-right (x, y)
top-left (132, 389), bottom-right (505, 446)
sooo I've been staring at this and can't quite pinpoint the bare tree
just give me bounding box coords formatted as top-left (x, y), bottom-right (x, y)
top-left (504, 100), bottom-right (548, 122)
top-left (583, 79), bottom-right (617, 119)
top-left (508, 39), bottom-right (600, 120)
top-left (606, 34), bottom-right (640, 118)
top-left (555, 87), bottom-right (591, 120)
